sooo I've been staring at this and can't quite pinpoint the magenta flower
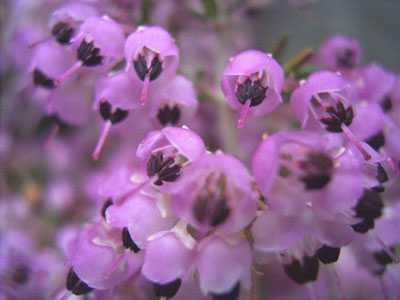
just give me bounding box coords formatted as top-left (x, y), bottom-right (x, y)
top-left (171, 152), bottom-right (258, 235)
top-left (221, 49), bottom-right (284, 128)
top-left (92, 72), bottom-right (142, 160)
top-left (48, 1), bottom-right (99, 45)
top-left (141, 228), bottom-right (195, 298)
top-left (105, 193), bottom-right (177, 249)
top-left (56, 16), bottom-right (125, 85)
top-left (196, 235), bottom-right (251, 298)
top-left (355, 63), bottom-right (396, 104)
top-left (66, 221), bottom-right (142, 293)
top-left (315, 35), bottom-right (362, 71)
top-left (125, 26), bottom-right (179, 105)
top-left (290, 70), bottom-right (378, 161)
top-left (149, 75), bottom-right (198, 127)
top-left (30, 41), bottom-right (75, 90)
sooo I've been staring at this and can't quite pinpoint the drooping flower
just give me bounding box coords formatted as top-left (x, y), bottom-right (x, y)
top-left (221, 49), bottom-right (284, 128)
top-left (315, 35), bottom-right (362, 72)
top-left (171, 151), bottom-right (258, 235)
top-left (125, 26), bottom-right (179, 105)
top-left (196, 235), bottom-right (251, 299)
top-left (66, 221), bottom-right (143, 293)
top-left (251, 131), bottom-right (372, 283)
top-left (56, 16), bottom-right (125, 85)
top-left (149, 75), bottom-right (198, 127)
top-left (92, 71), bottom-right (142, 160)
top-left (290, 70), bottom-right (379, 161)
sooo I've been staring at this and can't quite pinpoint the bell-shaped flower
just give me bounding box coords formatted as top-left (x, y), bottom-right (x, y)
top-left (221, 49), bottom-right (284, 128)
top-left (125, 26), bottom-right (179, 105)
top-left (171, 152), bottom-right (258, 235)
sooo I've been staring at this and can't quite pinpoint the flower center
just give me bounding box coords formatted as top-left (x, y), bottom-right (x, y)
top-left (157, 105), bottom-right (181, 126)
top-left (235, 76), bottom-right (268, 107)
top-left (336, 48), bottom-right (355, 69)
top-left (278, 144), bottom-right (334, 190)
top-left (192, 174), bottom-right (231, 227)
top-left (146, 151), bottom-right (182, 185)
top-left (51, 22), bottom-right (75, 45)
top-left (133, 48), bottom-right (163, 82)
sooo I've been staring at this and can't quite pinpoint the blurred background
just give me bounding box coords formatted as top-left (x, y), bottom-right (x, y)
top-left (249, 0), bottom-right (400, 71)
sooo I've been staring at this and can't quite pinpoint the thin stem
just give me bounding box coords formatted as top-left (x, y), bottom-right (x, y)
top-left (115, 178), bottom-right (152, 206)
top-left (139, 77), bottom-right (150, 105)
top-left (56, 61), bottom-right (82, 85)
top-left (329, 264), bottom-right (347, 300)
top-left (306, 283), bottom-right (317, 300)
top-left (237, 99), bottom-right (251, 128)
top-left (92, 121), bottom-right (112, 161)
top-left (43, 124), bottom-right (59, 149)
top-left (28, 36), bottom-right (51, 48)
top-left (341, 125), bottom-right (372, 161)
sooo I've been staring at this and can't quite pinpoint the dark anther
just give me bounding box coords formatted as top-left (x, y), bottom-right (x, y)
top-left (77, 40), bottom-right (103, 67)
top-left (373, 248), bottom-right (395, 266)
top-left (153, 278), bottom-right (182, 298)
top-left (210, 199), bottom-right (231, 227)
top-left (149, 56), bottom-right (163, 81)
top-left (157, 105), bottom-right (181, 126)
top-left (12, 265), bottom-right (30, 284)
top-left (211, 282), bottom-right (241, 300)
top-left (193, 195), bottom-right (231, 227)
top-left (372, 185), bottom-right (385, 193)
top-left (109, 108), bottom-right (129, 124)
top-left (366, 131), bottom-right (385, 151)
top-left (99, 101), bottom-right (111, 120)
top-left (320, 101), bottom-right (354, 133)
top-left (351, 218), bottom-right (375, 233)
top-left (354, 189), bottom-right (384, 220)
top-left (122, 227), bottom-right (140, 253)
top-left (133, 54), bottom-right (147, 81)
top-left (376, 163), bottom-right (389, 183)
top-left (36, 114), bottom-right (74, 136)
top-left (99, 101), bottom-right (129, 124)
top-left (146, 152), bottom-right (181, 186)
top-left (33, 69), bottom-right (56, 89)
top-left (299, 152), bottom-right (333, 190)
top-left (51, 22), bottom-right (74, 45)
top-left (283, 255), bottom-right (319, 285)
top-left (381, 96), bottom-right (393, 113)
top-left (66, 267), bottom-right (93, 295)
top-left (235, 78), bottom-right (268, 107)
top-left (101, 198), bottom-right (113, 220)
top-left (316, 245), bottom-right (341, 264)
top-left (133, 54), bottom-right (163, 82)
top-left (336, 48), bottom-right (356, 69)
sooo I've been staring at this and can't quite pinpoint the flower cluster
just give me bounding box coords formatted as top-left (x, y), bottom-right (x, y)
top-left (2, 1), bottom-right (400, 300)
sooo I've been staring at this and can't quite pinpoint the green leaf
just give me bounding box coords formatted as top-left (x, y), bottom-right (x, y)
top-left (202, 0), bottom-right (218, 19)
